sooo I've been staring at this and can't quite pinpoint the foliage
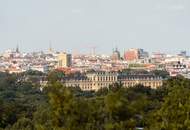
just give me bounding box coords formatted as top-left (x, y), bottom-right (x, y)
top-left (145, 76), bottom-right (190, 130)
top-left (47, 70), bottom-right (65, 83)
top-left (0, 72), bottom-right (190, 130)
top-left (0, 72), bottom-right (46, 129)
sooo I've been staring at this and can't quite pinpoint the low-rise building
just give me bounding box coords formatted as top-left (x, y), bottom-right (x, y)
top-left (63, 71), bottom-right (163, 91)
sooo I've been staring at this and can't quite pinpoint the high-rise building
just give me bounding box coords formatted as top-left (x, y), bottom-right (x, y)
top-left (57, 52), bottom-right (72, 68)
top-left (124, 48), bottom-right (149, 61)
top-left (124, 48), bottom-right (140, 61)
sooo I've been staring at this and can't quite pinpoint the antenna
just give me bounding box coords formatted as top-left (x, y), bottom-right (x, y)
top-left (86, 44), bottom-right (97, 55)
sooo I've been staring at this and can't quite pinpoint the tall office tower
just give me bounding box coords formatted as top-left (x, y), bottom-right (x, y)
top-left (57, 52), bottom-right (72, 68)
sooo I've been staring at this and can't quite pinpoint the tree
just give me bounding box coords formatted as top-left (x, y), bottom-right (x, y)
top-left (0, 72), bottom-right (46, 129)
top-left (146, 86), bottom-right (190, 130)
top-left (104, 90), bottom-right (136, 130)
top-left (10, 118), bottom-right (34, 130)
top-left (46, 82), bottom-right (101, 130)
top-left (47, 70), bottom-right (65, 83)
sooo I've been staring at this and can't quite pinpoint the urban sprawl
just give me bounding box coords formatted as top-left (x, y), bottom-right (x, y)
top-left (0, 46), bottom-right (189, 91)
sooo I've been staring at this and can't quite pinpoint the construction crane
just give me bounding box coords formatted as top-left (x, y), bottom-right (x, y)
top-left (86, 44), bottom-right (98, 56)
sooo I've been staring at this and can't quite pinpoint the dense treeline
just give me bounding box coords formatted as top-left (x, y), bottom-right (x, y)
top-left (0, 71), bottom-right (190, 130)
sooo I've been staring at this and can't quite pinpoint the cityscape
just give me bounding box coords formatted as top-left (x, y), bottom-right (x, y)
top-left (1, 45), bottom-right (190, 129)
top-left (1, 46), bottom-right (189, 77)
top-left (1, 0), bottom-right (190, 130)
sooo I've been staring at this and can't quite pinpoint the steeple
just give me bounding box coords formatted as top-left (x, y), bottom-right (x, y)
top-left (115, 46), bottom-right (118, 52)
top-left (16, 44), bottom-right (19, 53)
top-left (49, 40), bottom-right (53, 53)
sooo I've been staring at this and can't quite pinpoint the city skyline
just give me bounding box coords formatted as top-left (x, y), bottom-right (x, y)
top-left (1, 0), bottom-right (190, 54)
top-left (1, 1), bottom-right (190, 129)
top-left (0, 43), bottom-right (189, 56)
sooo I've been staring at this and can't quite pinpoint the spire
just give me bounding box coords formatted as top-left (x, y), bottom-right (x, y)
top-left (49, 40), bottom-right (53, 52)
top-left (16, 44), bottom-right (19, 53)
top-left (115, 46), bottom-right (118, 52)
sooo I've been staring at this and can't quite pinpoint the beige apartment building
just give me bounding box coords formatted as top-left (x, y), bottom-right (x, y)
top-left (57, 52), bottom-right (72, 68)
top-left (63, 71), bottom-right (163, 91)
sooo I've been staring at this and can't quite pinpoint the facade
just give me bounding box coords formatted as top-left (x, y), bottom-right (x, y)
top-left (63, 71), bottom-right (163, 91)
top-left (29, 65), bottom-right (49, 73)
top-left (57, 52), bottom-right (72, 68)
top-left (64, 72), bottom-right (118, 91)
top-left (124, 49), bottom-right (140, 61)
top-left (118, 74), bottom-right (163, 89)
top-left (124, 48), bottom-right (149, 61)
top-left (166, 61), bottom-right (188, 77)
top-left (139, 49), bottom-right (149, 59)
top-left (111, 48), bottom-right (121, 61)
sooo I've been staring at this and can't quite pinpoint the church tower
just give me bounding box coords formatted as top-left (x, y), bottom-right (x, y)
top-left (16, 44), bottom-right (19, 53)
top-left (48, 41), bottom-right (53, 53)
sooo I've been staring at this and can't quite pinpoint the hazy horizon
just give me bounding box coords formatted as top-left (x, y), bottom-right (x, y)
top-left (1, 0), bottom-right (190, 54)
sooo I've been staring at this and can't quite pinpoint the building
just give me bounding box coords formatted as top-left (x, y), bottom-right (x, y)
top-left (139, 49), bottom-right (149, 59)
top-left (151, 52), bottom-right (166, 59)
top-left (29, 65), bottom-right (49, 73)
top-left (16, 45), bottom-right (20, 53)
top-left (64, 71), bottom-right (118, 91)
top-left (111, 48), bottom-right (121, 61)
top-left (63, 71), bottom-right (163, 91)
top-left (178, 51), bottom-right (187, 57)
top-left (124, 49), bottom-right (140, 61)
top-left (166, 61), bottom-right (188, 77)
top-left (118, 74), bottom-right (163, 89)
top-left (57, 52), bottom-right (72, 68)
top-left (124, 48), bottom-right (149, 61)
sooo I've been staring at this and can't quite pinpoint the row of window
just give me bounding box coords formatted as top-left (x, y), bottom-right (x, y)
top-left (81, 86), bottom-right (93, 90)
top-left (121, 77), bottom-right (162, 80)
top-left (67, 83), bottom-right (112, 87)
top-left (66, 81), bottom-right (162, 90)
top-left (90, 76), bottom-right (117, 81)
top-left (123, 82), bottom-right (162, 87)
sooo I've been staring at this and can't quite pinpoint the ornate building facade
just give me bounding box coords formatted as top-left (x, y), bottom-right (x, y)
top-left (63, 71), bottom-right (163, 91)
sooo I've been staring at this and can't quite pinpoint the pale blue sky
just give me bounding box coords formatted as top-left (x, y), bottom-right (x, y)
top-left (0, 0), bottom-right (190, 54)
